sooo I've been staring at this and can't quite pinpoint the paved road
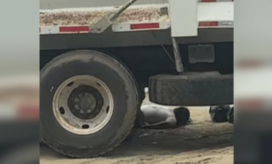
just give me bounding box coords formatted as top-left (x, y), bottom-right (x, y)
top-left (40, 0), bottom-right (168, 9)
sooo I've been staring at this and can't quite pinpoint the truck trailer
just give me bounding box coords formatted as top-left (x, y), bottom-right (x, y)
top-left (40, 0), bottom-right (234, 158)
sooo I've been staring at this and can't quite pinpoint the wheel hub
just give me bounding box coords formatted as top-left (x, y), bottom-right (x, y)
top-left (53, 75), bottom-right (114, 135)
top-left (68, 85), bottom-right (104, 120)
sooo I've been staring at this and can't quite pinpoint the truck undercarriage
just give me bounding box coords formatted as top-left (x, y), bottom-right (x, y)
top-left (40, 0), bottom-right (233, 158)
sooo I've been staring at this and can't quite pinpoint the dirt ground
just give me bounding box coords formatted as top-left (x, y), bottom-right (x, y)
top-left (40, 96), bottom-right (233, 164)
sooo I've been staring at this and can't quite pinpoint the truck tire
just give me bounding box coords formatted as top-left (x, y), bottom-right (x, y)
top-left (40, 50), bottom-right (140, 158)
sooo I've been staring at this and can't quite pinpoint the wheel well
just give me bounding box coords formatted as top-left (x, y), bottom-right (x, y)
top-left (40, 46), bottom-right (177, 90)
top-left (40, 42), bottom-right (233, 89)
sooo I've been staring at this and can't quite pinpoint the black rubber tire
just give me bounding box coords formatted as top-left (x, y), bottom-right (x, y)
top-left (40, 50), bottom-right (140, 158)
top-left (134, 110), bottom-right (145, 129)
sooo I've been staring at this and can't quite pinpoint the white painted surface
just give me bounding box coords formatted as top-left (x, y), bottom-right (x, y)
top-left (169, 0), bottom-right (198, 37)
top-left (111, 21), bottom-right (171, 32)
top-left (40, 26), bottom-right (59, 34)
top-left (198, 2), bottom-right (233, 22)
top-left (40, 0), bottom-right (169, 10)
top-left (39, 2), bottom-right (233, 34)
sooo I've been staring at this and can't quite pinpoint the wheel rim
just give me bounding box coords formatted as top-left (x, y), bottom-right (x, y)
top-left (53, 75), bottom-right (114, 135)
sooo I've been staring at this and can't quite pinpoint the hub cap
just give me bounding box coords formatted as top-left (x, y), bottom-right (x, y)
top-left (53, 75), bottom-right (114, 135)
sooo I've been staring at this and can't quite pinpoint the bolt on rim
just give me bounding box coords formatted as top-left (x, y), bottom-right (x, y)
top-left (53, 75), bottom-right (114, 135)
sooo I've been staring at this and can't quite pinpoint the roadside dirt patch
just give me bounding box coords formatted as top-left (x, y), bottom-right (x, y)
top-left (40, 95), bottom-right (233, 164)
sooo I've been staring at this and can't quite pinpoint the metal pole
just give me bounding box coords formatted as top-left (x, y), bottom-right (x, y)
top-left (172, 37), bottom-right (184, 73)
top-left (90, 0), bottom-right (138, 33)
top-left (109, 0), bottom-right (138, 21)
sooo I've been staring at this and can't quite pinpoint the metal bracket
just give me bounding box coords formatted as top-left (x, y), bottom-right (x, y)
top-left (90, 0), bottom-right (138, 34)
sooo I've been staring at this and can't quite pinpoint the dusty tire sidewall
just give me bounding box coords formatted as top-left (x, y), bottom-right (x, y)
top-left (40, 51), bottom-right (139, 156)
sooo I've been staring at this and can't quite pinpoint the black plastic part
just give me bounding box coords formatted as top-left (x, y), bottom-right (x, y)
top-left (227, 107), bottom-right (234, 124)
top-left (149, 72), bottom-right (233, 106)
top-left (209, 105), bottom-right (230, 123)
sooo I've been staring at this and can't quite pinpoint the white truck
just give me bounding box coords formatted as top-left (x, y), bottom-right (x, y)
top-left (40, 0), bottom-right (234, 158)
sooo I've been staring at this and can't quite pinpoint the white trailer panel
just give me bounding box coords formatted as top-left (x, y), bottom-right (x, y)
top-left (40, 1), bottom-right (233, 35)
top-left (169, 0), bottom-right (198, 37)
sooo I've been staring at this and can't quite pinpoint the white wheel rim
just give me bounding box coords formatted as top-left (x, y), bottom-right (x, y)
top-left (53, 75), bottom-right (114, 135)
